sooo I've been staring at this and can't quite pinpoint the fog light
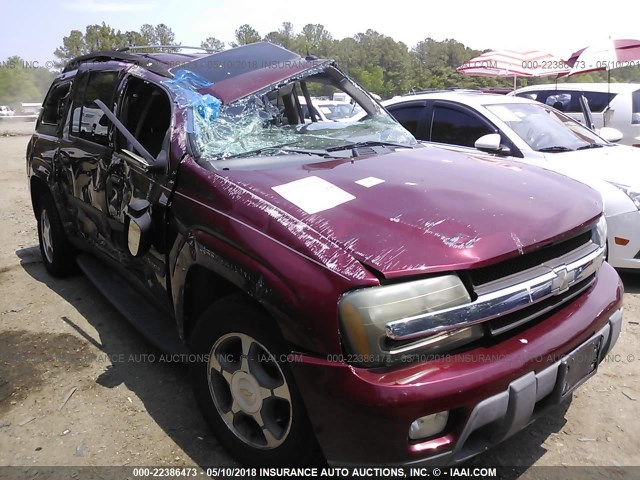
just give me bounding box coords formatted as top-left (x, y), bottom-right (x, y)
top-left (409, 411), bottom-right (449, 440)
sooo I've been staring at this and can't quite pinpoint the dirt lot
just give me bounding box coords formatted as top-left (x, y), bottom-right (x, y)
top-left (1, 134), bottom-right (639, 478)
top-left (0, 118), bottom-right (36, 136)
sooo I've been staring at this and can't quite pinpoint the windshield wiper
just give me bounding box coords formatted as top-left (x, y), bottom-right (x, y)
top-left (281, 147), bottom-right (330, 156)
top-left (537, 146), bottom-right (574, 152)
top-left (576, 143), bottom-right (604, 150)
top-left (217, 143), bottom-right (330, 160)
top-left (216, 142), bottom-right (298, 160)
top-left (326, 140), bottom-right (415, 152)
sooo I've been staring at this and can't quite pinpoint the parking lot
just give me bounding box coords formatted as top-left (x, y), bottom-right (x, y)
top-left (1, 133), bottom-right (639, 475)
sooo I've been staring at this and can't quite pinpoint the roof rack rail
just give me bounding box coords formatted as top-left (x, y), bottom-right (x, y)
top-left (402, 88), bottom-right (477, 96)
top-left (62, 50), bottom-right (174, 77)
top-left (116, 45), bottom-right (213, 53)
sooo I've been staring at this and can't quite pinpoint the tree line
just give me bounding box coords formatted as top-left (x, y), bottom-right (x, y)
top-left (1, 21), bottom-right (639, 107)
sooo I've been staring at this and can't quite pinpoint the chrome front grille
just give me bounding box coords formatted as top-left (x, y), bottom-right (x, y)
top-left (468, 230), bottom-right (592, 287)
top-left (487, 273), bottom-right (596, 336)
top-left (385, 230), bottom-right (603, 341)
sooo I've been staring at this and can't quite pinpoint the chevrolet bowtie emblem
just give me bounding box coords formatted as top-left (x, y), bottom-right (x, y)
top-left (551, 266), bottom-right (571, 295)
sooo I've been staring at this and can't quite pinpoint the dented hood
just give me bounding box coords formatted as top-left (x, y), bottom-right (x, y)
top-left (225, 145), bottom-right (602, 279)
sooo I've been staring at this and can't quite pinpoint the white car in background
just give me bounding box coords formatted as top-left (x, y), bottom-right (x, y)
top-left (513, 83), bottom-right (640, 147)
top-left (381, 92), bottom-right (640, 270)
top-left (0, 105), bottom-right (15, 117)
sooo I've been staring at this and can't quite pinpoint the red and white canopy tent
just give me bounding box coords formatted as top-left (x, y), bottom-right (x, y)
top-left (562, 39), bottom-right (640, 125)
top-left (565, 38), bottom-right (640, 76)
top-left (457, 50), bottom-right (571, 89)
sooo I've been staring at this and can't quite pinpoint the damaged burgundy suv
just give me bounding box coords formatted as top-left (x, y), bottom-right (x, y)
top-left (27, 42), bottom-right (622, 466)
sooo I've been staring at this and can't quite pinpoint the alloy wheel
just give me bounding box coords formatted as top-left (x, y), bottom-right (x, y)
top-left (207, 332), bottom-right (293, 449)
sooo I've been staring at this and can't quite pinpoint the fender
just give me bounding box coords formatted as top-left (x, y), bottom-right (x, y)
top-left (167, 156), bottom-right (379, 355)
top-left (170, 225), bottom-right (365, 356)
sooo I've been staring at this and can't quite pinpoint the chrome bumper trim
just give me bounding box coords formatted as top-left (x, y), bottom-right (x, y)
top-left (386, 245), bottom-right (605, 341)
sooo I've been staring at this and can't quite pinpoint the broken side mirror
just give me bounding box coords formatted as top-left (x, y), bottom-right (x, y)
top-left (125, 199), bottom-right (153, 257)
top-left (475, 133), bottom-right (510, 154)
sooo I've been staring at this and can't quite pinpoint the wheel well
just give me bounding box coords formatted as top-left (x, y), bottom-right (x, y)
top-left (182, 265), bottom-right (243, 341)
top-left (30, 176), bottom-right (50, 214)
top-left (182, 266), bottom-right (290, 346)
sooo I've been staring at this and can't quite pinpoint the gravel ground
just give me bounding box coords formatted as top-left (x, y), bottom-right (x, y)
top-left (0, 118), bottom-right (37, 136)
top-left (0, 135), bottom-right (639, 479)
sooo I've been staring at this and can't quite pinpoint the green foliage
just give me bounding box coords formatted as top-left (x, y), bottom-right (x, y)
top-left (35, 21), bottom-right (640, 107)
top-left (0, 56), bottom-right (54, 105)
top-left (201, 37), bottom-right (225, 53)
top-left (84, 23), bottom-right (123, 52)
top-left (53, 30), bottom-right (85, 67)
top-left (298, 24), bottom-right (333, 57)
top-left (137, 23), bottom-right (180, 52)
top-left (351, 66), bottom-right (385, 94)
top-left (232, 25), bottom-right (262, 47)
top-left (152, 24), bottom-right (178, 46)
top-left (53, 23), bottom-right (181, 68)
top-left (264, 22), bottom-right (296, 50)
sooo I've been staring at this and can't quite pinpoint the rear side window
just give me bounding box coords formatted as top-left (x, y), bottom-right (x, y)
top-left (71, 71), bottom-right (119, 147)
top-left (632, 89), bottom-right (640, 124)
top-left (531, 90), bottom-right (616, 113)
top-left (517, 92), bottom-right (538, 101)
top-left (543, 93), bottom-right (572, 111)
top-left (387, 105), bottom-right (425, 136)
top-left (430, 106), bottom-right (494, 147)
top-left (39, 82), bottom-right (71, 132)
top-left (582, 91), bottom-right (616, 113)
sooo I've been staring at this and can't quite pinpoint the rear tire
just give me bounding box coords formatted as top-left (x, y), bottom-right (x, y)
top-left (189, 295), bottom-right (324, 466)
top-left (36, 193), bottom-right (76, 277)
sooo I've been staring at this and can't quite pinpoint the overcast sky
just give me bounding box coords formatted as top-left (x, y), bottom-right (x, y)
top-left (1, 0), bottom-right (638, 67)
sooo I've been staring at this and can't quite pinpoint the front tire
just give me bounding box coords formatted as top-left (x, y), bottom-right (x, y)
top-left (36, 193), bottom-right (76, 277)
top-left (189, 295), bottom-right (323, 466)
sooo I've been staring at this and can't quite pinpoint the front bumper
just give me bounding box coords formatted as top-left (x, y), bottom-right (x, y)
top-left (415, 310), bottom-right (621, 465)
top-left (290, 262), bottom-right (623, 465)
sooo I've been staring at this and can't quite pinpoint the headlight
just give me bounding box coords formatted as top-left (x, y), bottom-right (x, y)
top-left (339, 275), bottom-right (483, 367)
top-left (610, 182), bottom-right (640, 210)
top-left (593, 215), bottom-right (608, 249)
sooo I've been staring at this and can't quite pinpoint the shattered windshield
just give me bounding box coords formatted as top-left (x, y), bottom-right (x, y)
top-left (164, 65), bottom-right (416, 163)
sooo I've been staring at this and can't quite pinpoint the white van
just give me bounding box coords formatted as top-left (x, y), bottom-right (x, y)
top-left (513, 83), bottom-right (640, 147)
